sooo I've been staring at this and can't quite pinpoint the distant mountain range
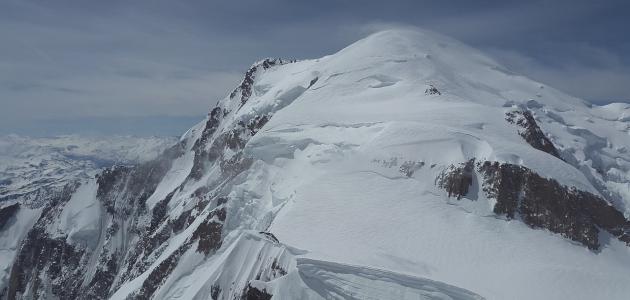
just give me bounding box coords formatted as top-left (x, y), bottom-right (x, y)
top-left (0, 135), bottom-right (176, 207)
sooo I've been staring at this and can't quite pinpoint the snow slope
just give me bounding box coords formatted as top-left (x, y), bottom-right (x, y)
top-left (3, 29), bottom-right (630, 300)
top-left (141, 29), bottom-right (630, 299)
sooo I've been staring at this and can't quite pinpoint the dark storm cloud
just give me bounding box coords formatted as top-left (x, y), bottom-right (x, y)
top-left (1, 0), bottom-right (629, 135)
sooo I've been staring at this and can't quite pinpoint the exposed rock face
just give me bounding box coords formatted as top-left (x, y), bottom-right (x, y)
top-left (437, 160), bottom-right (630, 250)
top-left (97, 143), bottom-right (184, 215)
top-left (425, 84), bottom-right (441, 95)
top-left (134, 243), bottom-right (191, 300)
top-left (4, 150), bottom-right (228, 299)
top-left (189, 58), bottom-right (294, 182)
top-left (191, 206), bottom-right (226, 255)
top-left (477, 162), bottom-right (522, 219)
top-left (479, 161), bottom-right (630, 250)
top-left (4, 140), bottom-right (188, 299)
top-left (242, 283), bottom-right (272, 300)
top-left (229, 58), bottom-right (292, 106)
top-left (189, 106), bottom-right (223, 180)
top-left (2, 57), bottom-right (306, 300)
top-left (84, 249), bottom-right (118, 299)
top-left (0, 203), bottom-right (19, 230)
top-left (5, 30), bottom-right (630, 299)
top-left (6, 183), bottom-right (81, 300)
top-left (8, 228), bottom-right (85, 299)
top-left (506, 110), bottom-right (562, 159)
top-left (436, 159), bottom-right (475, 200)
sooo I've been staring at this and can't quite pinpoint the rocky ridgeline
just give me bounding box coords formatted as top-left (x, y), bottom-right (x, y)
top-left (229, 58), bottom-right (294, 107)
top-left (189, 58), bottom-right (293, 181)
top-left (2, 30), bottom-right (629, 299)
top-left (436, 159), bottom-right (474, 200)
top-left (2, 58), bottom-right (307, 300)
top-left (0, 203), bottom-right (19, 230)
top-left (6, 183), bottom-right (82, 299)
top-left (506, 109), bottom-right (562, 159)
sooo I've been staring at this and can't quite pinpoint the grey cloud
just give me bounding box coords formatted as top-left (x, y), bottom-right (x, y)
top-left (489, 47), bottom-right (630, 102)
top-left (1, 0), bottom-right (629, 135)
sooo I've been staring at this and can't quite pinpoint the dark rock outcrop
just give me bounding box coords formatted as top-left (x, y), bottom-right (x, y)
top-left (134, 243), bottom-right (191, 300)
top-left (229, 58), bottom-right (292, 106)
top-left (192, 206), bottom-right (226, 255)
top-left (425, 84), bottom-right (441, 95)
top-left (242, 283), bottom-right (272, 300)
top-left (191, 58), bottom-right (295, 181)
top-left (190, 110), bottom-right (272, 182)
top-left (436, 159), bottom-right (475, 200)
top-left (7, 184), bottom-right (80, 300)
top-left (0, 203), bottom-right (19, 230)
top-left (6, 142), bottom-right (185, 299)
top-left (477, 162), bottom-right (523, 219)
top-left (190, 107), bottom-right (224, 180)
top-left (506, 110), bottom-right (562, 159)
top-left (308, 77), bottom-right (319, 88)
top-left (259, 231), bottom-right (279, 243)
top-left (96, 142), bottom-right (184, 215)
top-left (435, 159), bottom-right (630, 250)
top-left (84, 250), bottom-right (119, 299)
top-left (132, 203), bottom-right (226, 299)
top-left (478, 161), bottom-right (630, 250)
top-left (2, 57), bottom-right (309, 299)
top-left (211, 284), bottom-right (222, 300)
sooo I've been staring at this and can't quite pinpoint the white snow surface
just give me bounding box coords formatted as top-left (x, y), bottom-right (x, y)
top-left (124, 29), bottom-right (630, 299)
top-left (5, 29), bottom-right (630, 299)
top-left (54, 180), bottom-right (101, 247)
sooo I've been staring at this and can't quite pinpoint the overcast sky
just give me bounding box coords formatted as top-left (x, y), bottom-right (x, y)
top-left (1, 0), bottom-right (629, 136)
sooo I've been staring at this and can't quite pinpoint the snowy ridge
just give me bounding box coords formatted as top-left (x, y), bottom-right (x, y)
top-left (2, 29), bottom-right (630, 299)
top-left (113, 230), bottom-right (482, 300)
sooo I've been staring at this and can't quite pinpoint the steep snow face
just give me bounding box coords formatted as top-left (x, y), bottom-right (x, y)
top-left (54, 180), bottom-right (101, 248)
top-left (3, 29), bottom-right (630, 300)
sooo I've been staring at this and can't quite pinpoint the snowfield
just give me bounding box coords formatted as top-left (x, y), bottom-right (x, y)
top-left (2, 29), bottom-right (630, 299)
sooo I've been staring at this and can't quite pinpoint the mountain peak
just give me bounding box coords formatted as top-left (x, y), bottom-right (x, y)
top-left (349, 28), bottom-right (459, 51)
top-left (336, 28), bottom-right (489, 64)
top-left (3, 27), bottom-right (630, 300)
top-left (321, 27), bottom-right (585, 111)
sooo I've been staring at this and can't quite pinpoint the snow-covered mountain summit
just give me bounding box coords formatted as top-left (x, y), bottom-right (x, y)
top-left (2, 29), bottom-right (630, 300)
